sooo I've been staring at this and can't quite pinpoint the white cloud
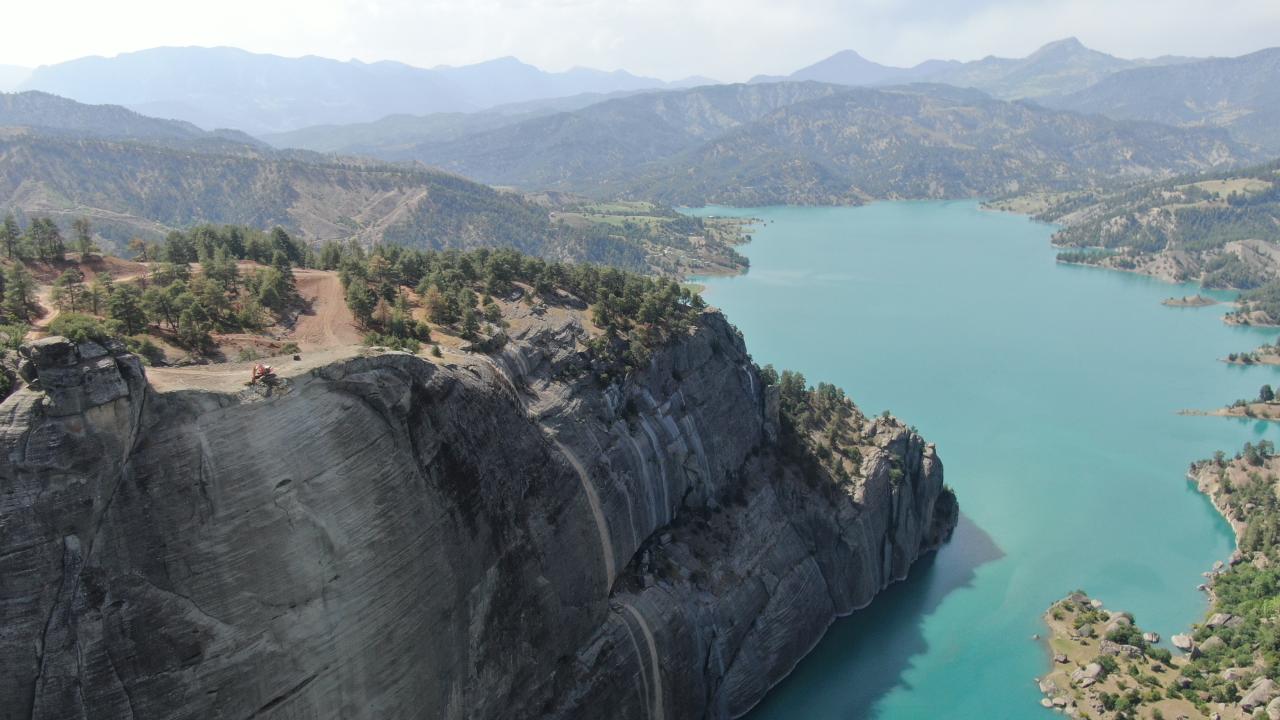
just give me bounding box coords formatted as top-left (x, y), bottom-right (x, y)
top-left (3, 0), bottom-right (1278, 80)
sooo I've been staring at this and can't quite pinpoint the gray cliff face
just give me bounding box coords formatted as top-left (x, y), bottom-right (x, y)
top-left (0, 308), bottom-right (954, 720)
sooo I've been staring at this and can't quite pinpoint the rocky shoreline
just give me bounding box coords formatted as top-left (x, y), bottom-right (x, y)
top-left (1179, 403), bottom-right (1280, 421)
top-left (1036, 592), bottom-right (1199, 719)
top-left (1035, 446), bottom-right (1280, 719)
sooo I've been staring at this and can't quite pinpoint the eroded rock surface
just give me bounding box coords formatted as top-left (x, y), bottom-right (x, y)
top-left (1, 311), bottom-right (954, 720)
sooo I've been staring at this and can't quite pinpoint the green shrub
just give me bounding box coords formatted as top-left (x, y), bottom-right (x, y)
top-left (1095, 654), bottom-right (1119, 677)
top-left (364, 332), bottom-right (421, 354)
top-left (0, 323), bottom-right (28, 352)
top-left (124, 336), bottom-right (165, 366)
top-left (48, 313), bottom-right (118, 344)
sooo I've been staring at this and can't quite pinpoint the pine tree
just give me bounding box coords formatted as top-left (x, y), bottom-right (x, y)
top-left (72, 217), bottom-right (97, 259)
top-left (27, 218), bottom-right (65, 263)
top-left (4, 263), bottom-right (35, 321)
top-left (108, 284), bottom-right (147, 334)
top-left (483, 296), bottom-right (502, 324)
top-left (372, 297), bottom-right (392, 328)
top-left (142, 286), bottom-right (177, 330)
top-left (0, 214), bottom-right (19, 260)
top-left (461, 307), bottom-right (481, 340)
top-left (51, 269), bottom-right (86, 312)
top-left (269, 250), bottom-right (296, 297)
top-left (175, 309), bottom-right (210, 350)
top-left (346, 281), bottom-right (375, 327)
top-left (127, 237), bottom-right (150, 262)
top-left (424, 286), bottom-right (451, 324)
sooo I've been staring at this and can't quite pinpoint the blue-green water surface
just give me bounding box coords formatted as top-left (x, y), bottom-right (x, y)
top-left (688, 201), bottom-right (1280, 719)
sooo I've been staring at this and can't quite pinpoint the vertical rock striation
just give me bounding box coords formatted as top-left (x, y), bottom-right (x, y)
top-left (0, 309), bottom-right (955, 720)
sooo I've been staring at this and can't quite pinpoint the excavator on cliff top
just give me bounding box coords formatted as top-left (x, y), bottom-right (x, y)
top-left (249, 363), bottom-right (276, 386)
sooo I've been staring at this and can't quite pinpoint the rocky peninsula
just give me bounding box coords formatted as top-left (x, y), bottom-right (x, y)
top-left (1164, 295), bottom-right (1219, 308)
top-left (1184, 384), bottom-right (1280, 422)
top-left (1223, 342), bottom-right (1280, 366)
top-left (1037, 593), bottom-right (1196, 719)
top-left (1037, 442), bottom-right (1280, 719)
top-left (0, 295), bottom-right (956, 719)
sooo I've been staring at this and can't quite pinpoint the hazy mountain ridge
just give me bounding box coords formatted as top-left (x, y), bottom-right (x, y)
top-left (753, 38), bottom-right (1196, 100)
top-left (398, 82), bottom-right (847, 190)
top-left (393, 82), bottom-right (1260, 206)
top-left (0, 90), bottom-right (263, 149)
top-left (18, 46), bottom-right (705, 134)
top-left (1042, 47), bottom-right (1280, 151)
top-left (259, 89), bottom-right (661, 155)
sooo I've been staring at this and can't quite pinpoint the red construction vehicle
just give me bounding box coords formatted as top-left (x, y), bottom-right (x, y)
top-left (250, 363), bottom-right (276, 384)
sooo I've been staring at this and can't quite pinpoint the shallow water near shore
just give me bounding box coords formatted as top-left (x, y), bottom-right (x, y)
top-left (688, 201), bottom-right (1279, 719)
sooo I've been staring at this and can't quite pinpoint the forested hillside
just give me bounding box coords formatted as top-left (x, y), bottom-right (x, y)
top-left (615, 86), bottom-right (1256, 206)
top-left (1032, 161), bottom-right (1280, 288)
top-left (0, 135), bottom-right (741, 274)
top-left (1044, 48), bottom-right (1280, 151)
top-left (0, 91), bottom-right (262, 149)
top-left (402, 82), bottom-right (1259, 206)
top-left (398, 82), bottom-right (846, 193)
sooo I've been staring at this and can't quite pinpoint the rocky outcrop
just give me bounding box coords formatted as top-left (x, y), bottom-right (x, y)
top-left (0, 309), bottom-right (954, 720)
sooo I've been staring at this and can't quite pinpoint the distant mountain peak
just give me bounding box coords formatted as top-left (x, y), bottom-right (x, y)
top-left (787, 49), bottom-right (907, 86)
top-left (467, 55), bottom-right (530, 68)
top-left (829, 49), bottom-right (869, 61)
top-left (1043, 36), bottom-right (1085, 49)
top-left (1030, 37), bottom-right (1103, 59)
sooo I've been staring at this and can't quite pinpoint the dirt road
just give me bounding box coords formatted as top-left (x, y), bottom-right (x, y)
top-left (288, 270), bottom-right (362, 350)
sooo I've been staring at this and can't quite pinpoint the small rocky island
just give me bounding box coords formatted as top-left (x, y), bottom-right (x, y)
top-left (1163, 295), bottom-right (1219, 308)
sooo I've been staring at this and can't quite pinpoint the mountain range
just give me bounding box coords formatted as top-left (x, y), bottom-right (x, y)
top-left (262, 38), bottom-right (1280, 166)
top-left (0, 38), bottom-right (1274, 260)
top-left (0, 82), bottom-right (1258, 233)
top-left (16, 47), bottom-right (712, 135)
top-left (0, 91), bottom-right (667, 269)
top-left (337, 82), bottom-right (1259, 206)
top-left (750, 38), bottom-right (1193, 100)
top-left (0, 90), bottom-right (263, 149)
top-left (1042, 47), bottom-right (1280, 151)
top-left (15, 38), bottom-right (1278, 151)
top-left (258, 89), bottom-right (657, 155)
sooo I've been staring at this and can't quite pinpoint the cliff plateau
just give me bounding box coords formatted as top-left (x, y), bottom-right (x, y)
top-left (0, 306), bottom-right (955, 719)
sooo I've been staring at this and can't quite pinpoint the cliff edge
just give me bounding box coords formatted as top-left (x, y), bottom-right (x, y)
top-left (0, 304), bottom-right (955, 720)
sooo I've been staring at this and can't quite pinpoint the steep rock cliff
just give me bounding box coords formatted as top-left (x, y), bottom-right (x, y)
top-left (0, 306), bottom-right (954, 720)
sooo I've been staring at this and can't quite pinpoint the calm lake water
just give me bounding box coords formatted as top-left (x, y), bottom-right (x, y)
top-left (688, 201), bottom-right (1280, 719)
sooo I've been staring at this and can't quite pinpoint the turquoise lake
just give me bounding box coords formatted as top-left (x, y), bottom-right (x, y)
top-left (688, 201), bottom-right (1280, 719)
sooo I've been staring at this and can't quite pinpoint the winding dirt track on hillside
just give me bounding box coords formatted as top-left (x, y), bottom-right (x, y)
top-left (26, 256), bottom-right (149, 339)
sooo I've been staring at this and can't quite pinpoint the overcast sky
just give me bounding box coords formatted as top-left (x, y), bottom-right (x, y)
top-left (5, 0), bottom-right (1280, 81)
